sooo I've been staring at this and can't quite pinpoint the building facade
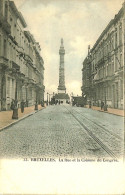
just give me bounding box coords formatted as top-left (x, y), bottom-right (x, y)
top-left (81, 2), bottom-right (125, 109)
top-left (0, 0), bottom-right (45, 111)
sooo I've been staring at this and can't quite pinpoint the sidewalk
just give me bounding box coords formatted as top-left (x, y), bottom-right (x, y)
top-left (0, 105), bottom-right (44, 131)
top-left (85, 105), bottom-right (124, 117)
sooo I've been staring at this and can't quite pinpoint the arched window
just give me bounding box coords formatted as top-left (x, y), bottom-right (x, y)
top-left (115, 28), bottom-right (117, 48)
top-left (119, 24), bottom-right (122, 45)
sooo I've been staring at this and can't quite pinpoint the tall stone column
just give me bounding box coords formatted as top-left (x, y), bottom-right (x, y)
top-left (58, 38), bottom-right (66, 94)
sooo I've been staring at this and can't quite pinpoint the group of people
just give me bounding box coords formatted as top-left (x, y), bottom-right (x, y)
top-left (50, 100), bottom-right (64, 105)
top-left (55, 100), bottom-right (62, 105)
top-left (88, 100), bottom-right (106, 110)
top-left (10, 100), bottom-right (45, 113)
top-left (10, 100), bottom-right (25, 113)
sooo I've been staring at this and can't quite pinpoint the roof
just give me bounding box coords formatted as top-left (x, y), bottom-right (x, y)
top-left (91, 3), bottom-right (124, 52)
top-left (54, 93), bottom-right (70, 100)
top-left (24, 31), bottom-right (35, 43)
top-left (9, 1), bottom-right (27, 28)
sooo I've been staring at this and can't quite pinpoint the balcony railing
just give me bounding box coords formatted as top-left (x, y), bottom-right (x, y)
top-left (0, 56), bottom-right (9, 68)
top-left (96, 57), bottom-right (105, 67)
top-left (0, 14), bottom-right (11, 34)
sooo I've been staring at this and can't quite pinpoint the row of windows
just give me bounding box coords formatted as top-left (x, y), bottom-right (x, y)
top-left (91, 50), bottom-right (123, 73)
top-left (96, 81), bottom-right (123, 100)
top-left (91, 22), bottom-right (123, 63)
top-left (83, 53), bottom-right (123, 85)
top-left (0, 34), bottom-right (42, 70)
top-left (6, 76), bottom-right (41, 102)
top-left (5, 7), bottom-right (41, 63)
top-left (2, 4), bottom-right (43, 72)
top-left (98, 55), bottom-right (123, 79)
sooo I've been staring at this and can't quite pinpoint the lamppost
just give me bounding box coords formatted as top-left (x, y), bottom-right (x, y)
top-left (35, 85), bottom-right (39, 110)
top-left (25, 83), bottom-right (29, 107)
top-left (12, 72), bottom-right (19, 119)
top-left (52, 92), bottom-right (55, 105)
top-left (104, 84), bottom-right (107, 111)
top-left (70, 92), bottom-right (73, 106)
top-left (47, 92), bottom-right (49, 106)
top-left (35, 96), bottom-right (38, 110)
top-left (48, 93), bottom-right (53, 105)
top-left (49, 93), bottom-right (51, 105)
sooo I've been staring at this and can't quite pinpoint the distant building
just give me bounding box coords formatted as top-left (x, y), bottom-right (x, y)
top-left (81, 2), bottom-right (125, 109)
top-left (54, 39), bottom-right (69, 104)
top-left (0, 0), bottom-right (45, 111)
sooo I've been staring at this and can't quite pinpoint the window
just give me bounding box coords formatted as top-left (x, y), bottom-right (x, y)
top-left (120, 52), bottom-right (122, 67)
top-left (115, 28), bottom-right (117, 48)
top-left (104, 66), bottom-right (106, 78)
top-left (115, 54), bottom-right (118, 71)
top-left (119, 24), bottom-right (122, 45)
top-left (4, 39), bottom-right (7, 58)
top-left (120, 80), bottom-right (123, 98)
top-left (5, 3), bottom-right (8, 20)
top-left (111, 59), bottom-right (114, 74)
top-left (107, 86), bottom-right (111, 99)
top-left (111, 35), bottom-right (114, 51)
top-left (0, 34), bottom-right (2, 56)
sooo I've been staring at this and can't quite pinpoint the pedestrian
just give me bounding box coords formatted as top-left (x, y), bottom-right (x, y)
top-left (41, 100), bottom-right (43, 107)
top-left (101, 101), bottom-right (104, 110)
top-left (21, 100), bottom-right (25, 113)
top-left (10, 99), bottom-right (15, 110)
top-left (89, 100), bottom-right (91, 108)
top-left (26, 100), bottom-right (28, 107)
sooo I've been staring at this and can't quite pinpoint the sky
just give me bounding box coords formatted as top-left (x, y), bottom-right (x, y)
top-left (14, 0), bottom-right (124, 97)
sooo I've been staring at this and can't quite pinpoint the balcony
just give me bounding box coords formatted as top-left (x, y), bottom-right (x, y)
top-left (24, 54), bottom-right (33, 66)
top-left (0, 56), bottom-right (9, 69)
top-left (41, 85), bottom-right (45, 91)
top-left (104, 75), bottom-right (113, 81)
top-left (96, 57), bottom-right (105, 67)
top-left (12, 61), bottom-right (20, 71)
top-left (9, 34), bottom-right (18, 45)
top-left (0, 14), bottom-right (11, 34)
top-left (29, 78), bottom-right (35, 85)
top-left (20, 73), bottom-right (25, 80)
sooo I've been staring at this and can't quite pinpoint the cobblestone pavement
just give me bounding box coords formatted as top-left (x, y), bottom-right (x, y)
top-left (0, 105), bottom-right (124, 160)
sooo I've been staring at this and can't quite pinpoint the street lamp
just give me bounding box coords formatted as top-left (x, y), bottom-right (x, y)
top-left (35, 86), bottom-right (39, 110)
top-left (12, 69), bottom-right (19, 119)
top-left (104, 84), bottom-right (108, 111)
top-left (35, 99), bottom-right (38, 110)
top-left (49, 94), bottom-right (51, 104)
top-left (70, 92), bottom-right (73, 106)
top-left (48, 93), bottom-right (54, 105)
top-left (47, 92), bottom-right (49, 106)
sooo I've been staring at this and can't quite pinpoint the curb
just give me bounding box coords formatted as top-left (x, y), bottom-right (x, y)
top-left (0, 107), bottom-right (45, 132)
top-left (98, 109), bottom-right (124, 117)
top-left (85, 107), bottom-right (124, 117)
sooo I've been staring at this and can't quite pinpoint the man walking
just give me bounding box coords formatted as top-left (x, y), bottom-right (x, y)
top-left (101, 101), bottom-right (104, 110)
top-left (21, 100), bottom-right (25, 113)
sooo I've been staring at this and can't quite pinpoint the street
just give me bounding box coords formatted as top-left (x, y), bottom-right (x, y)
top-left (0, 105), bottom-right (124, 159)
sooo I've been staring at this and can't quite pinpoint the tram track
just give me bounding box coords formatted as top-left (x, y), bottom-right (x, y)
top-left (64, 106), bottom-right (119, 159)
top-left (71, 108), bottom-right (123, 141)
